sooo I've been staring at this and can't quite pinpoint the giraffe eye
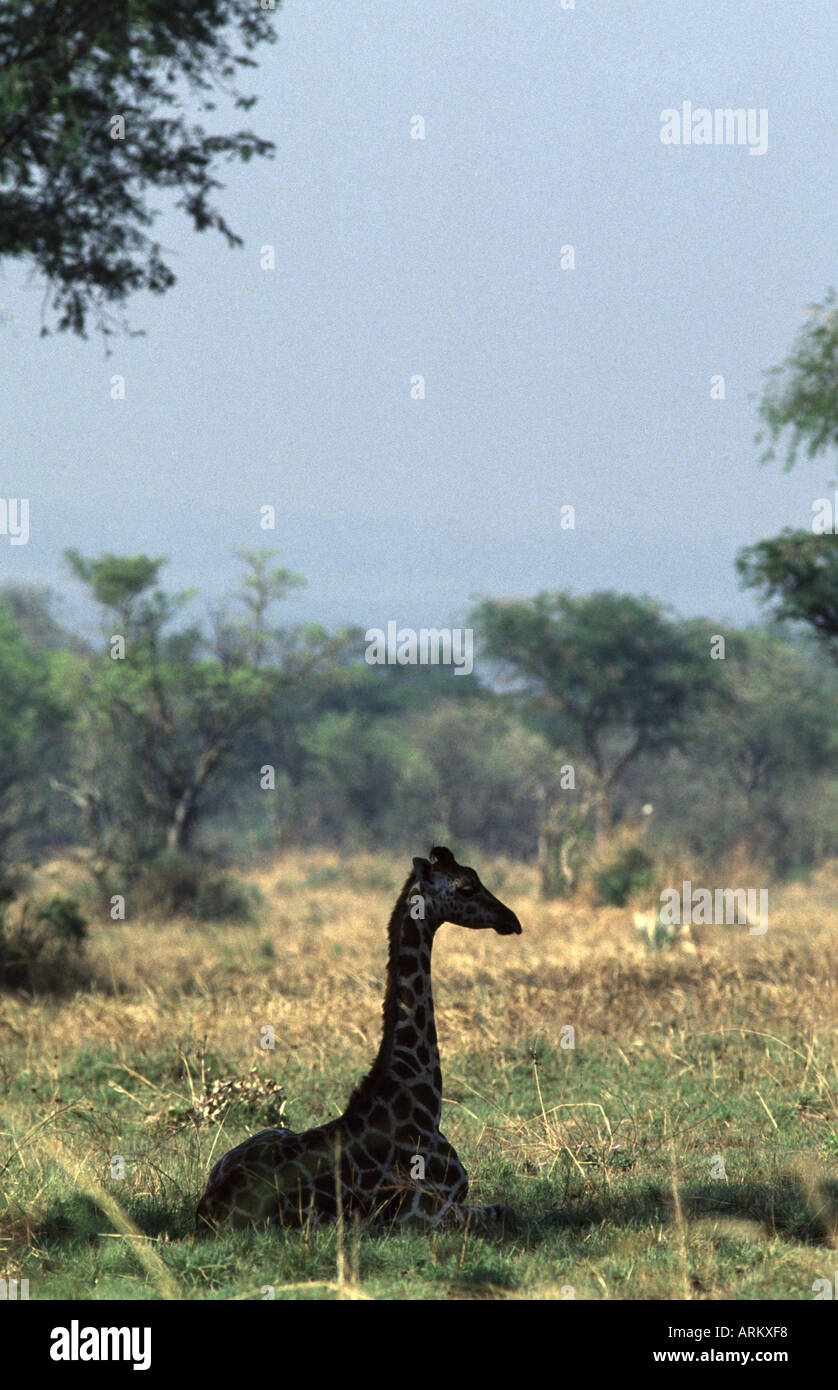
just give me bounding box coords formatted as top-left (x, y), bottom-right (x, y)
top-left (459, 881), bottom-right (476, 894)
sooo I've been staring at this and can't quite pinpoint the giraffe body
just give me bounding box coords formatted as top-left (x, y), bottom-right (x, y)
top-left (195, 847), bottom-right (521, 1232)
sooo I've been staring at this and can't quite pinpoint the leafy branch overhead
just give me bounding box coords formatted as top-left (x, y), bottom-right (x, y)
top-left (756, 289), bottom-right (838, 470)
top-left (734, 290), bottom-right (838, 660)
top-left (0, 0), bottom-right (278, 335)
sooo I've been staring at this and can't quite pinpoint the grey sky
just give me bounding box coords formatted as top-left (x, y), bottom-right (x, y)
top-left (2, 0), bottom-right (836, 636)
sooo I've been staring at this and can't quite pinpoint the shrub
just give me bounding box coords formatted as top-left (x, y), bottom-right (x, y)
top-left (135, 850), bottom-right (202, 916)
top-left (0, 892), bottom-right (91, 994)
top-left (136, 851), bottom-right (259, 922)
top-left (193, 874), bottom-right (260, 923)
top-left (35, 893), bottom-right (88, 942)
top-left (593, 846), bottom-right (656, 907)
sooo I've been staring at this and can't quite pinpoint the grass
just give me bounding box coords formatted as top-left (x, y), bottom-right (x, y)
top-left (0, 848), bottom-right (836, 1300)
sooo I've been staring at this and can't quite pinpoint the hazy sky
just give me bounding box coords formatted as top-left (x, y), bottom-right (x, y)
top-left (3, 0), bottom-right (837, 635)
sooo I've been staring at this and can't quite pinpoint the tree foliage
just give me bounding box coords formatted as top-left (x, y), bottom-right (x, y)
top-left (0, 601), bottom-right (68, 861)
top-left (756, 289), bottom-right (838, 469)
top-left (737, 530), bottom-right (838, 644)
top-left (684, 628), bottom-right (838, 869)
top-left (0, 0), bottom-right (277, 335)
top-left (59, 548), bottom-right (326, 862)
top-left (4, 558), bottom-right (838, 882)
top-left (471, 590), bottom-right (715, 836)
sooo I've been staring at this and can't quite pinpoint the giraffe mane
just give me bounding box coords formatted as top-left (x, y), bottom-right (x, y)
top-left (343, 871), bottom-right (417, 1116)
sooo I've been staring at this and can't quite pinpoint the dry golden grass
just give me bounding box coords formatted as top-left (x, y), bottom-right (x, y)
top-left (3, 848), bottom-right (836, 1109)
top-left (0, 848), bottom-right (836, 1299)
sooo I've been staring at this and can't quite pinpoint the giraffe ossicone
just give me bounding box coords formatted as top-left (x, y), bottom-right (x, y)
top-left (195, 846), bottom-right (522, 1232)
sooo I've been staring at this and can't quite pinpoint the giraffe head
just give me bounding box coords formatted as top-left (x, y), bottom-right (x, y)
top-left (411, 846), bottom-right (522, 935)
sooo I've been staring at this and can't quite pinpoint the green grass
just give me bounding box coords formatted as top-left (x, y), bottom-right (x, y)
top-left (2, 1034), bottom-right (835, 1300)
top-left (0, 850), bottom-right (836, 1299)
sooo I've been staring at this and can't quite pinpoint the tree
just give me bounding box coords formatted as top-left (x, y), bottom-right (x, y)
top-left (210, 546), bottom-right (309, 671)
top-left (0, 582), bottom-right (83, 654)
top-left (0, 0), bottom-right (277, 336)
top-left (59, 548), bottom-right (327, 862)
top-left (756, 290), bottom-right (838, 469)
top-left (737, 530), bottom-right (838, 645)
top-left (686, 628), bottom-right (838, 870)
top-left (471, 591), bottom-right (716, 848)
top-left (392, 700), bottom-right (553, 859)
top-left (737, 289), bottom-right (838, 653)
top-left (0, 602), bottom-right (67, 863)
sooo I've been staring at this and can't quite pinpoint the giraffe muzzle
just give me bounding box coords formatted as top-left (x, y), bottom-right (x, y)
top-left (495, 909), bottom-right (522, 936)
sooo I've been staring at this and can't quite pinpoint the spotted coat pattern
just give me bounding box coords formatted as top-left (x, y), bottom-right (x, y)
top-left (195, 847), bottom-right (522, 1232)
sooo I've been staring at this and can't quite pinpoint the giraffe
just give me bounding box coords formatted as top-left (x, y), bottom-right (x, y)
top-left (195, 846), bottom-right (522, 1233)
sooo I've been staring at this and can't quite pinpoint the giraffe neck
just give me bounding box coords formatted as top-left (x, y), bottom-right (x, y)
top-left (345, 875), bottom-right (442, 1126)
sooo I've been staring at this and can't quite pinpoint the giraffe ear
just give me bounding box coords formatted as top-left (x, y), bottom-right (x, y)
top-left (412, 857), bottom-right (432, 884)
top-left (430, 846), bottom-right (456, 868)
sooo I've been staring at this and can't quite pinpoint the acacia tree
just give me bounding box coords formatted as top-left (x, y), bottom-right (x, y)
top-left (0, 0), bottom-right (277, 336)
top-left (58, 548), bottom-right (328, 863)
top-left (472, 591), bottom-right (716, 850)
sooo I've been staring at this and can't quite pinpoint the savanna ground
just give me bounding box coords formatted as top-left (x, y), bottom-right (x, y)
top-left (0, 850), bottom-right (836, 1301)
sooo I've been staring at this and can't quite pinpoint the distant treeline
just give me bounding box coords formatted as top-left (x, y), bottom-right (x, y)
top-left (2, 544), bottom-right (838, 888)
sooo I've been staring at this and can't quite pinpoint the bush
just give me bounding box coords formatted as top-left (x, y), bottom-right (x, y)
top-left (136, 851), bottom-right (259, 922)
top-left (192, 874), bottom-right (260, 923)
top-left (135, 850), bottom-right (202, 916)
top-left (593, 846), bottom-right (656, 907)
top-left (35, 893), bottom-right (88, 942)
top-left (0, 892), bottom-right (91, 994)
